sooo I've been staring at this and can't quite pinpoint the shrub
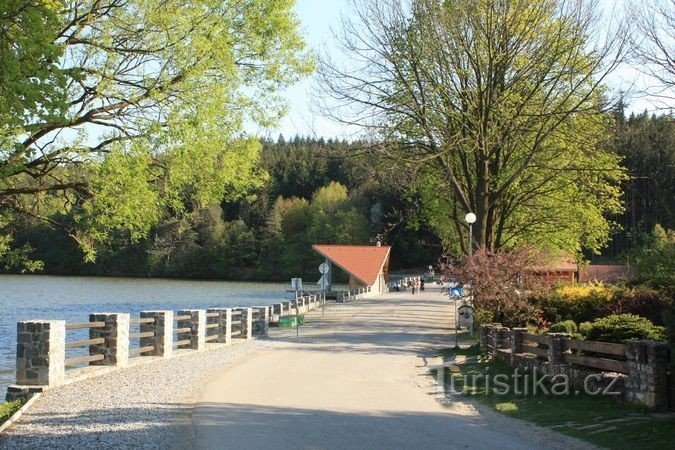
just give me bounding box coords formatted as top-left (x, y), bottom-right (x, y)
top-left (548, 320), bottom-right (578, 334)
top-left (602, 285), bottom-right (673, 326)
top-left (528, 284), bottom-right (615, 324)
top-left (586, 314), bottom-right (666, 343)
top-left (630, 225), bottom-right (675, 288)
top-left (579, 321), bottom-right (593, 338)
top-left (443, 247), bottom-right (544, 328)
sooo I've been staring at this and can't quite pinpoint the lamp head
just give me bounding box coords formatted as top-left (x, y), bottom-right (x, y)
top-left (465, 212), bottom-right (476, 224)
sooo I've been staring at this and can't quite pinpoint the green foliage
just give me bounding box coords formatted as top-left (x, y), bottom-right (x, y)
top-left (0, 0), bottom-right (311, 261)
top-left (605, 284), bottom-right (673, 326)
top-left (321, 0), bottom-right (626, 256)
top-left (0, 399), bottom-right (24, 424)
top-left (579, 321), bottom-right (593, 338)
top-left (548, 320), bottom-right (578, 334)
top-left (629, 225), bottom-right (675, 287)
top-left (529, 283), bottom-right (616, 324)
top-left (0, 0), bottom-right (67, 127)
top-left (586, 314), bottom-right (666, 343)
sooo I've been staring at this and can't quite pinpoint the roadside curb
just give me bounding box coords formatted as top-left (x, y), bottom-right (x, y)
top-left (0, 393), bottom-right (42, 435)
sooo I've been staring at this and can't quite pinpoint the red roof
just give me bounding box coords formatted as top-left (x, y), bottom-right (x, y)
top-left (312, 245), bottom-right (391, 286)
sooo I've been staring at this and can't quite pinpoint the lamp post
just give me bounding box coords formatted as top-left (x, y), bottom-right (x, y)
top-left (465, 212), bottom-right (476, 256)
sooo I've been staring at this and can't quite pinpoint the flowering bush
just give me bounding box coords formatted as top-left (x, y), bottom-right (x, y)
top-left (443, 247), bottom-right (543, 328)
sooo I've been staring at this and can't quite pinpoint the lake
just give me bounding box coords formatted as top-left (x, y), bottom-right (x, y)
top-left (0, 275), bottom-right (296, 399)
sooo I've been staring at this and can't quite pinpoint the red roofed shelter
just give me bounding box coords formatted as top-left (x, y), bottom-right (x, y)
top-left (312, 245), bottom-right (391, 294)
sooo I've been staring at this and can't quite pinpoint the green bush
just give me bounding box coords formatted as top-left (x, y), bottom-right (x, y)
top-left (296, 313), bottom-right (306, 325)
top-left (603, 285), bottom-right (673, 326)
top-left (528, 283), bottom-right (615, 324)
top-left (579, 321), bottom-right (593, 338)
top-left (586, 314), bottom-right (666, 343)
top-left (548, 320), bottom-right (578, 334)
top-left (0, 400), bottom-right (23, 424)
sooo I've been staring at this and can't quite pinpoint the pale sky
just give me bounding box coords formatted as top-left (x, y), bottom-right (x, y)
top-left (263, 0), bottom-right (673, 140)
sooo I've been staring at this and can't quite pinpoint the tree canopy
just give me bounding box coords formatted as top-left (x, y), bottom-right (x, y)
top-left (0, 0), bottom-right (311, 263)
top-left (319, 0), bottom-right (628, 257)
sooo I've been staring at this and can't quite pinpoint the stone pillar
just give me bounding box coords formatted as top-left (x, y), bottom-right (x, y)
top-left (177, 309), bottom-right (206, 351)
top-left (16, 320), bottom-right (65, 387)
top-left (140, 310), bottom-right (173, 358)
top-left (89, 313), bottom-right (130, 367)
top-left (480, 324), bottom-right (491, 352)
top-left (290, 300), bottom-right (298, 315)
top-left (488, 325), bottom-right (498, 357)
top-left (233, 307), bottom-right (253, 340)
top-left (207, 308), bottom-right (232, 344)
top-left (547, 333), bottom-right (570, 365)
top-left (510, 327), bottom-right (528, 365)
top-left (252, 306), bottom-right (270, 336)
top-left (625, 340), bottom-right (669, 410)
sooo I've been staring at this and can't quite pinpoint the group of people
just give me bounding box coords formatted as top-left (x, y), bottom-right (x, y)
top-left (391, 278), bottom-right (425, 293)
top-left (408, 278), bottom-right (424, 294)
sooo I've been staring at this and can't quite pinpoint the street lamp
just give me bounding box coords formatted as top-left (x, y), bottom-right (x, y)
top-left (465, 212), bottom-right (476, 256)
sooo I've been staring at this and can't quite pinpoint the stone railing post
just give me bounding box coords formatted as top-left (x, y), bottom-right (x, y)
top-left (140, 310), bottom-right (173, 358)
top-left (177, 309), bottom-right (206, 351)
top-left (89, 313), bottom-right (130, 367)
top-left (479, 324), bottom-right (491, 352)
top-left (547, 333), bottom-right (571, 365)
top-left (233, 307), bottom-right (253, 340)
top-left (252, 306), bottom-right (270, 336)
top-left (495, 326), bottom-right (510, 351)
top-left (625, 340), bottom-right (669, 410)
top-left (486, 325), bottom-right (496, 357)
top-left (510, 327), bottom-right (528, 365)
top-left (16, 320), bottom-right (65, 387)
top-left (207, 308), bottom-right (232, 344)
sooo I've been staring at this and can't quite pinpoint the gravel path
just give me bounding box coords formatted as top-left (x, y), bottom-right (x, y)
top-left (0, 339), bottom-right (276, 449)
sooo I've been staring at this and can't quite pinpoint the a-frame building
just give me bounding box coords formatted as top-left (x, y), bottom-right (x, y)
top-left (312, 244), bottom-right (391, 294)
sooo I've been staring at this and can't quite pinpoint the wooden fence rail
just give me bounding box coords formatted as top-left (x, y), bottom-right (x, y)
top-left (479, 323), bottom-right (670, 410)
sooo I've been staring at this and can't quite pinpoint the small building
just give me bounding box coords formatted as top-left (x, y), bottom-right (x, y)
top-left (312, 244), bottom-right (391, 294)
top-left (523, 256), bottom-right (579, 286)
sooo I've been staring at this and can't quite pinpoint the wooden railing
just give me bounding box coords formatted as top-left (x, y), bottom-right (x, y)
top-left (480, 323), bottom-right (670, 410)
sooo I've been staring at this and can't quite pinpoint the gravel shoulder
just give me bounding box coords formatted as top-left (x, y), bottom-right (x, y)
top-left (0, 339), bottom-right (275, 449)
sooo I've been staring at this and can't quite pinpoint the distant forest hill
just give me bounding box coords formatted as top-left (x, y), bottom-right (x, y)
top-left (6, 136), bottom-right (441, 281)
top-left (4, 110), bottom-right (673, 280)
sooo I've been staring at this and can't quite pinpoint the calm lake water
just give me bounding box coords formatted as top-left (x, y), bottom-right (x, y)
top-left (0, 275), bottom-right (294, 398)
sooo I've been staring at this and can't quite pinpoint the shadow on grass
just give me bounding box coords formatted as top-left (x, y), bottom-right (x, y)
top-left (439, 345), bottom-right (675, 450)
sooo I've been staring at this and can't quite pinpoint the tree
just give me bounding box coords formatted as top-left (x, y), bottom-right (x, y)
top-left (319, 0), bottom-right (627, 256)
top-left (0, 0), bottom-right (67, 130)
top-left (442, 246), bottom-right (544, 328)
top-left (629, 0), bottom-right (675, 105)
top-left (0, 0), bottom-right (311, 260)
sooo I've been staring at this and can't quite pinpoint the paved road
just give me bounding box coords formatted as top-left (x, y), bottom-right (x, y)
top-left (193, 286), bottom-right (594, 450)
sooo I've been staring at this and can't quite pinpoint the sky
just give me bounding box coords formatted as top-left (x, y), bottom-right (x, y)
top-left (263, 0), bottom-right (673, 140)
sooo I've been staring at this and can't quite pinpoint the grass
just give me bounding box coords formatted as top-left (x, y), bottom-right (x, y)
top-left (0, 399), bottom-right (24, 425)
top-left (438, 345), bottom-right (675, 449)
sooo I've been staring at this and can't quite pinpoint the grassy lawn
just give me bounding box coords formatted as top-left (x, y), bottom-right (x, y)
top-left (438, 345), bottom-right (675, 449)
top-left (0, 400), bottom-right (24, 425)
